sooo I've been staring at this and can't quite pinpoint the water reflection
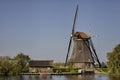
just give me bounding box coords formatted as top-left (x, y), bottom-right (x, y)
top-left (64, 74), bottom-right (94, 80)
top-left (94, 74), bottom-right (109, 80)
top-left (0, 76), bottom-right (23, 80)
top-left (23, 74), bottom-right (52, 80)
top-left (0, 74), bottom-right (120, 80)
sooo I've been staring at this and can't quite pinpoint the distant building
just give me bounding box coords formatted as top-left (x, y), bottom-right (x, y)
top-left (29, 60), bottom-right (53, 73)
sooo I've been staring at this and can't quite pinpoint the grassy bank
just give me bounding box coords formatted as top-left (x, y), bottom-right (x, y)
top-left (53, 68), bottom-right (79, 74)
top-left (95, 68), bottom-right (109, 73)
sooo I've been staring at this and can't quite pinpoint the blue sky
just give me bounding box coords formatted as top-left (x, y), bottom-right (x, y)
top-left (0, 0), bottom-right (120, 62)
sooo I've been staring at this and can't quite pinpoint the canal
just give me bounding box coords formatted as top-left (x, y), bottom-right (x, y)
top-left (0, 74), bottom-right (120, 80)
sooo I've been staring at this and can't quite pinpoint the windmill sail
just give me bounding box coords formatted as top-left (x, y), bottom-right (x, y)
top-left (65, 4), bottom-right (78, 67)
top-left (72, 4), bottom-right (78, 35)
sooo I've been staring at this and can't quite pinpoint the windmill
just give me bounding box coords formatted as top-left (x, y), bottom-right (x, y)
top-left (65, 4), bottom-right (101, 69)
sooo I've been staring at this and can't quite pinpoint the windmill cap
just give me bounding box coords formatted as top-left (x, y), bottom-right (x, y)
top-left (73, 32), bottom-right (91, 39)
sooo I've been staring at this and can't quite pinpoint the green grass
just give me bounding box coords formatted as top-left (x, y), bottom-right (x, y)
top-left (53, 68), bottom-right (79, 73)
top-left (95, 68), bottom-right (109, 72)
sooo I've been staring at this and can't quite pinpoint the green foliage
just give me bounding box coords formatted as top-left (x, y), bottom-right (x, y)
top-left (14, 53), bottom-right (30, 73)
top-left (101, 68), bottom-right (109, 72)
top-left (53, 68), bottom-right (78, 73)
top-left (22, 66), bottom-right (29, 73)
top-left (95, 68), bottom-right (109, 72)
top-left (12, 64), bottom-right (22, 75)
top-left (0, 57), bottom-right (14, 76)
top-left (53, 68), bottom-right (70, 73)
top-left (0, 53), bottom-right (30, 76)
top-left (107, 44), bottom-right (120, 75)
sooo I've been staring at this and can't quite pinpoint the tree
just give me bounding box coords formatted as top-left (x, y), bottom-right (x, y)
top-left (0, 57), bottom-right (13, 76)
top-left (0, 53), bottom-right (30, 76)
top-left (107, 44), bottom-right (120, 75)
top-left (14, 53), bottom-right (30, 73)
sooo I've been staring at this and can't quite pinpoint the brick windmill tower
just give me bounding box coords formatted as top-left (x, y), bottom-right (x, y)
top-left (65, 4), bottom-right (101, 69)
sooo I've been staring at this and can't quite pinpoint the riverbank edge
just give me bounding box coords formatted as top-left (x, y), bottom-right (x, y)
top-left (20, 71), bottom-right (108, 75)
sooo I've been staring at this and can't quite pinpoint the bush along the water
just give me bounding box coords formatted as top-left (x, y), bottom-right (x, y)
top-left (0, 53), bottom-right (30, 76)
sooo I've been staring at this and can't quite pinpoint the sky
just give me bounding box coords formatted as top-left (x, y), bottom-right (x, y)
top-left (0, 0), bottom-right (120, 63)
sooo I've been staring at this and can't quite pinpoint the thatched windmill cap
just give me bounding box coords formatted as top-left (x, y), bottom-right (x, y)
top-left (73, 32), bottom-right (91, 39)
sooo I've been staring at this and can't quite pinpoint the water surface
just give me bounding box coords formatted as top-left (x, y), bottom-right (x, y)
top-left (0, 74), bottom-right (120, 80)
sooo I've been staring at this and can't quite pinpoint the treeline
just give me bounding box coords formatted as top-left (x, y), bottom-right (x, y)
top-left (0, 53), bottom-right (30, 76)
top-left (107, 44), bottom-right (120, 76)
top-left (0, 44), bottom-right (120, 76)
